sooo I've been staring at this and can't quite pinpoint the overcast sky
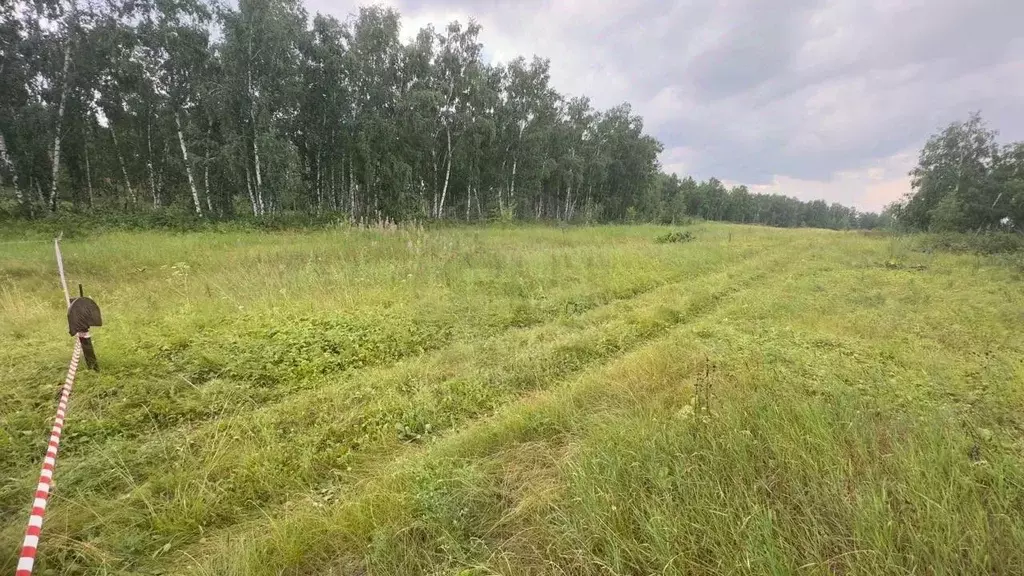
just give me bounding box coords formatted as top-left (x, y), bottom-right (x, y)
top-left (304, 0), bottom-right (1024, 212)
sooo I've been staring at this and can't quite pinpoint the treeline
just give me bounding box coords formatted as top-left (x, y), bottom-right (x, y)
top-left (0, 0), bottom-right (663, 222)
top-left (1, 0), bottom-right (883, 229)
top-left (891, 112), bottom-right (1024, 233)
top-left (643, 175), bottom-right (887, 230)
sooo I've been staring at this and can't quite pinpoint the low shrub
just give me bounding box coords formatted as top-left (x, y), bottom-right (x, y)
top-left (920, 232), bottom-right (1024, 255)
top-left (655, 230), bottom-right (695, 244)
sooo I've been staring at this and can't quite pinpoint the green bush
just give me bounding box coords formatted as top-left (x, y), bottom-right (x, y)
top-left (922, 232), bottom-right (1024, 254)
top-left (0, 209), bottom-right (354, 239)
top-left (655, 230), bottom-right (695, 244)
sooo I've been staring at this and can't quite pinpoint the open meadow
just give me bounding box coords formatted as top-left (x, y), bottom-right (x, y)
top-left (2, 223), bottom-right (1024, 575)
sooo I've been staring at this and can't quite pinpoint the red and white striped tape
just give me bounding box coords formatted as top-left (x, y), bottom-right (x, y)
top-left (16, 340), bottom-right (82, 576)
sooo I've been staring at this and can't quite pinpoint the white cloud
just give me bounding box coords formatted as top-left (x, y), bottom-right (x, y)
top-left (302, 0), bottom-right (1024, 210)
top-left (731, 150), bottom-right (917, 212)
top-left (659, 146), bottom-right (699, 181)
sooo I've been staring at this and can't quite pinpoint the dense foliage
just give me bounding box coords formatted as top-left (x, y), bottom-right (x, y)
top-left (646, 174), bottom-right (888, 230)
top-left (893, 112), bottom-right (1024, 233)
top-left (1, 0), bottom-right (883, 228)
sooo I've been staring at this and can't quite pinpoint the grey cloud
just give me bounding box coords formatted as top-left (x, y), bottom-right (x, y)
top-left (640, 0), bottom-right (1024, 183)
top-left (306, 0), bottom-right (1024, 206)
top-left (684, 0), bottom-right (822, 101)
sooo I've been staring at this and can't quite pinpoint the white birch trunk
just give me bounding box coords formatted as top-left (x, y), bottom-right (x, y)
top-left (244, 160), bottom-right (258, 215)
top-left (247, 34), bottom-right (263, 215)
top-left (438, 125), bottom-right (452, 218)
top-left (329, 131), bottom-right (337, 210)
top-left (48, 0), bottom-right (76, 211)
top-left (565, 180), bottom-right (572, 221)
top-left (251, 133), bottom-right (263, 215)
top-left (147, 118), bottom-right (158, 207)
top-left (431, 149), bottom-right (438, 218)
top-left (509, 155), bottom-right (518, 210)
top-left (507, 123), bottom-right (526, 217)
top-left (175, 112), bottom-right (203, 216)
top-left (111, 124), bottom-right (136, 203)
top-left (0, 131), bottom-right (20, 203)
top-left (204, 160), bottom-right (212, 213)
top-left (204, 127), bottom-right (212, 213)
top-left (315, 150), bottom-right (322, 211)
top-left (84, 138), bottom-right (93, 206)
top-left (497, 158), bottom-right (506, 213)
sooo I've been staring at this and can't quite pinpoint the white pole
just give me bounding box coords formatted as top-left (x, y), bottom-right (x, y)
top-left (54, 232), bottom-right (70, 308)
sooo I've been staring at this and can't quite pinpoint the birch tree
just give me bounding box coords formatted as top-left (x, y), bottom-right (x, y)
top-left (47, 0), bottom-right (77, 211)
top-left (2, 0), bottom-right (703, 225)
top-left (905, 112), bottom-right (1000, 231)
top-left (221, 0), bottom-right (305, 215)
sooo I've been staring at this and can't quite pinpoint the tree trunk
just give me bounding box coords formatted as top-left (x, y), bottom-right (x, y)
top-left (564, 180), bottom-right (572, 222)
top-left (251, 134), bottom-right (263, 215)
top-left (431, 148), bottom-right (438, 218)
top-left (84, 136), bottom-right (93, 207)
top-left (246, 33), bottom-right (261, 215)
top-left (438, 125), bottom-right (452, 218)
top-left (48, 1), bottom-right (76, 212)
top-left (509, 155), bottom-right (518, 214)
top-left (365, 156), bottom-right (372, 220)
top-left (156, 164), bottom-right (164, 204)
top-left (111, 124), bottom-right (136, 204)
top-left (204, 126), bottom-right (212, 214)
top-left (244, 159), bottom-right (258, 215)
top-left (147, 117), bottom-right (158, 207)
top-left (349, 154), bottom-right (355, 222)
top-left (330, 164), bottom-right (336, 211)
top-left (954, 140), bottom-right (967, 200)
top-left (175, 112), bottom-right (203, 216)
top-left (0, 131), bottom-right (21, 205)
top-left (246, 38), bottom-right (264, 215)
top-left (330, 131), bottom-right (338, 211)
top-left (339, 153), bottom-right (346, 213)
top-left (316, 150), bottom-right (323, 212)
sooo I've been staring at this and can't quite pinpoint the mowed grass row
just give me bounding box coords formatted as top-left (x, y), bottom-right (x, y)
top-left (3, 224), bottom-right (767, 573)
top-left (2, 226), bottom-right (709, 476)
top-left (2, 224), bottom-right (1023, 575)
top-left (40, 242), bottom-right (786, 571)
top-left (181, 228), bottom-right (1024, 576)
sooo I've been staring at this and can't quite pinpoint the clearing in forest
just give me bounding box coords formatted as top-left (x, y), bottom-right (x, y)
top-left (1, 223), bottom-right (1023, 575)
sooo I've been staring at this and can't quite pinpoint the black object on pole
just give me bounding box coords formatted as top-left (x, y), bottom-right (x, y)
top-left (56, 236), bottom-right (102, 371)
top-left (68, 289), bottom-right (102, 372)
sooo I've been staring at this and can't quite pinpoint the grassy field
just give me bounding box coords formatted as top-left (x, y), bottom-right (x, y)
top-left (2, 223), bottom-right (1023, 575)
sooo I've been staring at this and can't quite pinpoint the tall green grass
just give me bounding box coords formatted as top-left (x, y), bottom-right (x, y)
top-left (2, 223), bottom-right (1022, 575)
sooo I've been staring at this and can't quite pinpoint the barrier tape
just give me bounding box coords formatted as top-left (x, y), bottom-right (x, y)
top-left (15, 339), bottom-right (82, 576)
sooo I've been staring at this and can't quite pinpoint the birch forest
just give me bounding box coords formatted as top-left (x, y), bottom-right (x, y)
top-left (1, 0), bottom-right (887, 228)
